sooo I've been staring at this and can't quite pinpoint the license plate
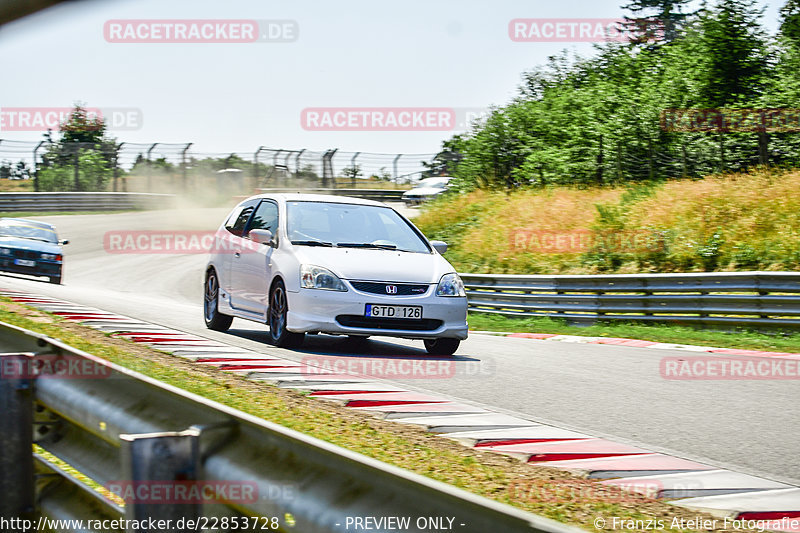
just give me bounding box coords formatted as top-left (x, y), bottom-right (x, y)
top-left (14, 259), bottom-right (35, 267)
top-left (365, 304), bottom-right (422, 319)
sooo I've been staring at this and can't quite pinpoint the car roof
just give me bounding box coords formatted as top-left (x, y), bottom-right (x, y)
top-left (0, 217), bottom-right (56, 230)
top-left (244, 193), bottom-right (388, 207)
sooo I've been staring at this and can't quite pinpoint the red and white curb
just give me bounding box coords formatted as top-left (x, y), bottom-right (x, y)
top-left (3, 288), bottom-right (799, 531)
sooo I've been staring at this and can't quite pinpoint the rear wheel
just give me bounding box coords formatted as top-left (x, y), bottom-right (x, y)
top-left (424, 338), bottom-right (460, 356)
top-left (268, 280), bottom-right (304, 348)
top-left (204, 269), bottom-right (233, 332)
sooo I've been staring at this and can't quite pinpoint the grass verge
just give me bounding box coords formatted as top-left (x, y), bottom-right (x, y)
top-left (0, 298), bottom-right (756, 532)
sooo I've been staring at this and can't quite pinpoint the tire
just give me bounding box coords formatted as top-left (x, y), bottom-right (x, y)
top-left (423, 338), bottom-right (460, 356)
top-left (204, 269), bottom-right (233, 332)
top-left (267, 280), bottom-right (304, 348)
top-left (48, 276), bottom-right (61, 285)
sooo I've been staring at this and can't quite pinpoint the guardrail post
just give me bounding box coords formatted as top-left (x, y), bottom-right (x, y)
top-left (119, 430), bottom-right (201, 532)
top-left (0, 354), bottom-right (35, 520)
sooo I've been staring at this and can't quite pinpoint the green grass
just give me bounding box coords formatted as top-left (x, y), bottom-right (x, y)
top-left (468, 312), bottom-right (800, 352)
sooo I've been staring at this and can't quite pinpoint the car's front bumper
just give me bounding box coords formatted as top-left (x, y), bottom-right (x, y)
top-left (0, 259), bottom-right (62, 278)
top-left (286, 283), bottom-right (468, 340)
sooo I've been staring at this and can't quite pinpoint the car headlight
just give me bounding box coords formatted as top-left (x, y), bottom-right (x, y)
top-left (436, 273), bottom-right (466, 297)
top-left (0, 248), bottom-right (11, 255)
top-left (40, 253), bottom-right (61, 261)
top-left (300, 264), bottom-right (347, 291)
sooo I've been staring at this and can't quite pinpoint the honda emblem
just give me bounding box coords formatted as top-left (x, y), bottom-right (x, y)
top-left (385, 285), bottom-right (398, 294)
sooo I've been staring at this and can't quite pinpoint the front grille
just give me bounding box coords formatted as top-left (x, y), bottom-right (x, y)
top-left (336, 315), bottom-right (443, 331)
top-left (350, 281), bottom-right (430, 296)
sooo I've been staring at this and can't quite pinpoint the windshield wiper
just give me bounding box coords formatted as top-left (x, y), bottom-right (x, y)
top-left (291, 240), bottom-right (334, 247)
top-left (337, 242), bottom-right (397, 250)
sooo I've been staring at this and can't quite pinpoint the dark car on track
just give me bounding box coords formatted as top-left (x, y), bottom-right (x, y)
top-left (0, 218), bottom-right (68, 284)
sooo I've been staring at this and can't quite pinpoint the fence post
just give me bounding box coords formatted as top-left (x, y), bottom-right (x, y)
top-left (73, 144), bottom-right (80, 191)
top-left (350, 152), bottom-right (360, 187)
top-left (0, 354), bottom-right (35, 521)
top-left (181, 143), bottom-right (193, 192)
top-left (119, 430), bottom-right (201, 532)
top-left (294, 149), bottom-right (305, 178)
top-left (146, 143), bottom-right (159, 192)
top-left (393, 154), bottom-right (402, 183)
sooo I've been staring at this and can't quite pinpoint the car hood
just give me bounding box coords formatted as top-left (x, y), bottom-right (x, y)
top-left (403, 187), bottom-right (446, 196)
top-left (0, 237), bottom-right (61, 254)
top-left (291, 246), bottom-right (453, 283)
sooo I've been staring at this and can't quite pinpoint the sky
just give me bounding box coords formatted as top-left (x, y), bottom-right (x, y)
top-left (0, 0), bottom-right (784, 161)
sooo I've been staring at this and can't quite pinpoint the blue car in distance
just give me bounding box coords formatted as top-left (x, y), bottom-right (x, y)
top-left (0, 218), bottom-right (68, 284)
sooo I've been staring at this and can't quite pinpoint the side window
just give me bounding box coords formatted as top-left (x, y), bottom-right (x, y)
top-left (225, 202), bottom-right (257, 237)
top-left (247, 201), bottom-right (279, 237)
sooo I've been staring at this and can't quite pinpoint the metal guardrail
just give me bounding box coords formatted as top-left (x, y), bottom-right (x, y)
top-left (0, 322), bottom-right (578, 533)
top-left (461, 271), bottom-right (800, 329)
top-left (0, 192), bottom-right (175, 212)
top-left (256, 188), bottom-right (407, 201)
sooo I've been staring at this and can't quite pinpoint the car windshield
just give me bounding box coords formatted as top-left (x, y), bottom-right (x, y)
top-left (0, 220), bottom-right (58, 243)
top-left (287, 201), bottom-right (430, 253)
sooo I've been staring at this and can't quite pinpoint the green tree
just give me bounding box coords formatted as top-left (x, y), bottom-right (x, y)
top-left (694, 0), bottom-right (769, 107)
top-left (37, 103), bottom-right (117, 191)
top-left (622, 0), bottom-right (695, 43)
top-left (780, 0), bottom-right (800, 45)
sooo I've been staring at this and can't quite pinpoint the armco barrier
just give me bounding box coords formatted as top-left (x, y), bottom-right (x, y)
top-left (0, 322), bottom-right (579, 533)
top-left (461, 271), bottom-right (800, 329)
top-left (0, 192), bottom-right (175, 212)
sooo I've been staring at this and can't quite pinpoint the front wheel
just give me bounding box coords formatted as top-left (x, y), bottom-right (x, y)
top-left (268, 280), bottom-right (304, 348)
top-left (424, 338), bottom-right (460, 356)
top-left (204, 270), bottom-right (233, 332)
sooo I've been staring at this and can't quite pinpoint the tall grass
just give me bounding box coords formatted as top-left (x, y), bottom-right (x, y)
top-left (415, 169), bottom-right (800, 274)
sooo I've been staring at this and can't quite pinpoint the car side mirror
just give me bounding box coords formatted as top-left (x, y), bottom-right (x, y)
top-left (60, 239), bottom-right (69, 245)
top-left (248, 229), bottom-right (275, 247)
top-left (430, 240), bottom-right (448, 254)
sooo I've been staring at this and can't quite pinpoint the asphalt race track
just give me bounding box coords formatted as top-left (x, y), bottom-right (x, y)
top-left (1, 207), bottom-right (797, 487)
